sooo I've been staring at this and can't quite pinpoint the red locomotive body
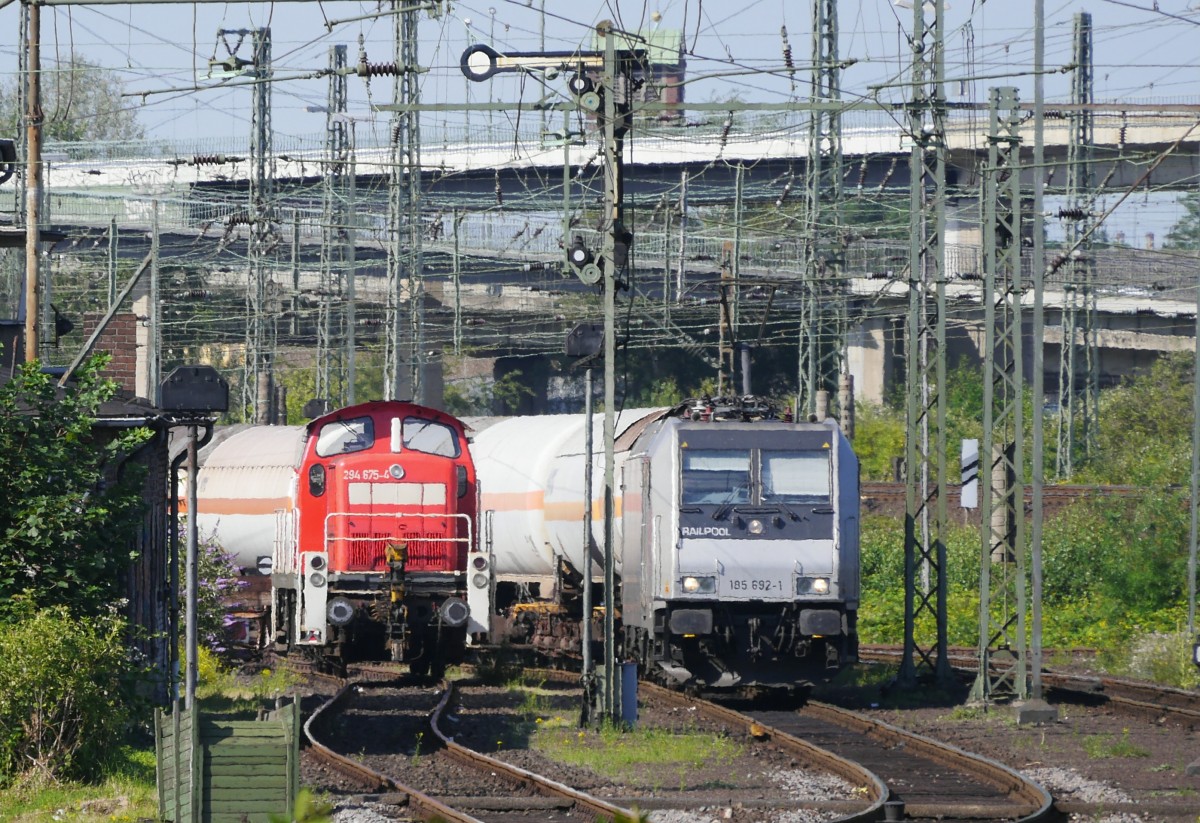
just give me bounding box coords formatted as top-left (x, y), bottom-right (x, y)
top-left (271, 400), bottom-right (478, 671)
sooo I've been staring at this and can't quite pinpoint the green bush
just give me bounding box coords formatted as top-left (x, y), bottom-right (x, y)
top-left (0, 355), bottom-right (151, 619)
top-left (1120, 626), bottom-right (1200, 689)
top-left (0, 606), bottom-right (138, 786)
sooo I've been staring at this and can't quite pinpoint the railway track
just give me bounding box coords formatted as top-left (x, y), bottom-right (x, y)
top-left (1041, 672), bottom-right (1200, 729)
top-left (304, 674), bottom-right (636, 823)
top-left (642, 682), bottom-right (1053, 822)
top-left (860, 645), bottom-right (1200, 728)
top-left (862, 482), bottom-right (1149, 512)
top-left (295, 659), bottom-right (1064, 821)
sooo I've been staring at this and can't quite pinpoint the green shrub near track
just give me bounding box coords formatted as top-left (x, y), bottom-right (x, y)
top-left (0, 605), bottom-right (138, 786)
top-left (853, 353), bottom-right (1200, 688)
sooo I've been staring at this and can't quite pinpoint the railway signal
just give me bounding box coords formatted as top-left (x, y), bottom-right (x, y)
top-left (462, 23), bottom-right (645, 725)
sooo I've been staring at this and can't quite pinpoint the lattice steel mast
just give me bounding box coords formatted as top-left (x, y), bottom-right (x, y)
top-left (799, 0), bottom-right (845, 416)
top-left (971, 86), bottom-right (1028, 702)
top-left (317, 45), bottom-right (353, 408)
top-left (238, 28), bottom-right (276, 423)
top-left (1056, 12), bottom-right (1097, 478)
top-left (384, 3), bottom-right (429, 401)
top-left (900, 0), bottom-right (952, 687)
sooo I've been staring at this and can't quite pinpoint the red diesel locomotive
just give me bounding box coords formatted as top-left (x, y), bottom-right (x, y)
top-left (195, 400), bottom-right (481, 672)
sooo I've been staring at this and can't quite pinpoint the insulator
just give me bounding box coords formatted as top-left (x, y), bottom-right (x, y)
top-left (776, 176), bottom-right (794, 207)
top-left (495, 171), bottom-right (503, 207)
top-left (186, 289), bottom-right (211, 299)
top-left (226, 213), bottom-right (251, 227)
top-left (719, 114), bottom-right (733, 150)
top-left (191, 154), bottom-right (229, 166)
top-left (1057, 207), bottom-right (1087, 220)
top-left (780, 26), bottom-right (794, 72)
top-left (357, 61), bottom-right (399, 78)
top-left (391, 123), bottom-right (402, 145)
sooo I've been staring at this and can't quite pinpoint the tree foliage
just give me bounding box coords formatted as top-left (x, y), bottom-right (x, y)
top-left (1165, 191), bottom-right (1200, 250)
top-left (0, 52), bottom-right (144, 143)
top-left (0, 355), bottom-right (151, 618)
top-left (1077, 352), bottom-right (1194, 486)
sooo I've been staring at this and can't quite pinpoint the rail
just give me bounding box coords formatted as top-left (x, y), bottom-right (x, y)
top-left (303, 679), bottom-right (483, 823)
top-left (429, 679), bottom-right (638, 822)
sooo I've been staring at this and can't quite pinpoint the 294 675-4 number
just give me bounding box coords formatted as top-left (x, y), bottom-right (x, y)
top-left (728, 578), bottom-right (784, 592)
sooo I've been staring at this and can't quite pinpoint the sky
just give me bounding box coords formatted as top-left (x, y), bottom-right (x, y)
top-left (2, 0), bottom-right (1199, 238)
top-left (4, 0), bottom-right (1199, 140)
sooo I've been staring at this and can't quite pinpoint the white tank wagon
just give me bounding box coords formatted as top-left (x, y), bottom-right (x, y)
top-left (468, 403), bottom-right (860, 691)
top-left (465, 408), bottom-right (660, 583)
top-left (190, 424), bottom-right (306, 575)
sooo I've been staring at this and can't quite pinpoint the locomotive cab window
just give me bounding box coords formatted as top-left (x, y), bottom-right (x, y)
top-left (682, 450), bottom-right (751, 505)
top-left (761, 451), bottom-right (831, 505)
top-left (316, 416), bottom-right (375, 457)
top-left (402, 417), bottom-right (461, 458)
top-left (681, 447), bottom-right (831, 507)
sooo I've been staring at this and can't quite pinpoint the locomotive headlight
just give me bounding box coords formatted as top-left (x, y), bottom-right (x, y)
top-left (309, 572), bottom-right (326, 588)
top-left (796, 576), bottom-right (830, 595)
top-left (472, 573), bottom-right (489, 589)
top-left (747, 519), bottom-right (765, 535)
top-left (681, 575), bottom-right (717, 594)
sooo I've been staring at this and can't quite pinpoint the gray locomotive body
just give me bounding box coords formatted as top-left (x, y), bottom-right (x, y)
top-left (620, 415), bottom-right (859, 689)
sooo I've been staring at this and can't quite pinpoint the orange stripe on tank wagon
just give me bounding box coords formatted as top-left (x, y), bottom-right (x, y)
top-left (481, 491), bottom-right (623, 519)
top-left (184, 497), bottom-right (293, 515)
top-left (480, 491), bottom-right (545, 510)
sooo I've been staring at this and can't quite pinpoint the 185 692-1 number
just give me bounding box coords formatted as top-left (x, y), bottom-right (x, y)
top-left (728, 579), bottom-right (784, 592)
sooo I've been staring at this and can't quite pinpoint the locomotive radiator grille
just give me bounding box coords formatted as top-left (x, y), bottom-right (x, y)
top-left (326, 512), bottom-right (473, 573)
top-left (349, 532), bottom-right (389, 571)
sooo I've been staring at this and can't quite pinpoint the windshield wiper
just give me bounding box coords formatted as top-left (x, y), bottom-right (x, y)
top-left (711, 484), bottom-right (748, 521)
top-left (760, 496), bottom-right (801, 521)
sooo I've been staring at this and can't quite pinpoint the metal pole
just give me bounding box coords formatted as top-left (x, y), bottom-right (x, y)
top-left (107, 217), bottom-right (118, 308)
top-left (290, 212), bottom-right (300, 337)
top-left (581, 366), bottom-right (594, 719)
top-left (733, 162), bottom-right (743, 337)
top-left (675, 171), bottom-right (687, 302)
top-left (662, 197), bottom-right (672, 326)
top-left (600, 24), bottom-right (621, 723)
top-left (538, 0), bottom-right (546, 137)
top-left (900, 0), bottom-right (951, 687)
top-left (23, 0), bottom-right (41, 363)
top-left (185, 424), bottom-right (199, 709)
top-left (1030, 0), bottom-right (1051, 709)
top-left (346, 125), bottom-right (357, 405)
top-left (452, 208), bottom-right (462, 356)
top-left (150, 202), bottom-right (160, 404)
top-left (561, 108), bottom-right (571, 278)
top-left (1191, 268), bottom-right (1200, 637)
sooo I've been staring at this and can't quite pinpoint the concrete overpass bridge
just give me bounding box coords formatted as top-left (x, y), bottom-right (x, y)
top-left (3, 105), bottom-right (1200, 406)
